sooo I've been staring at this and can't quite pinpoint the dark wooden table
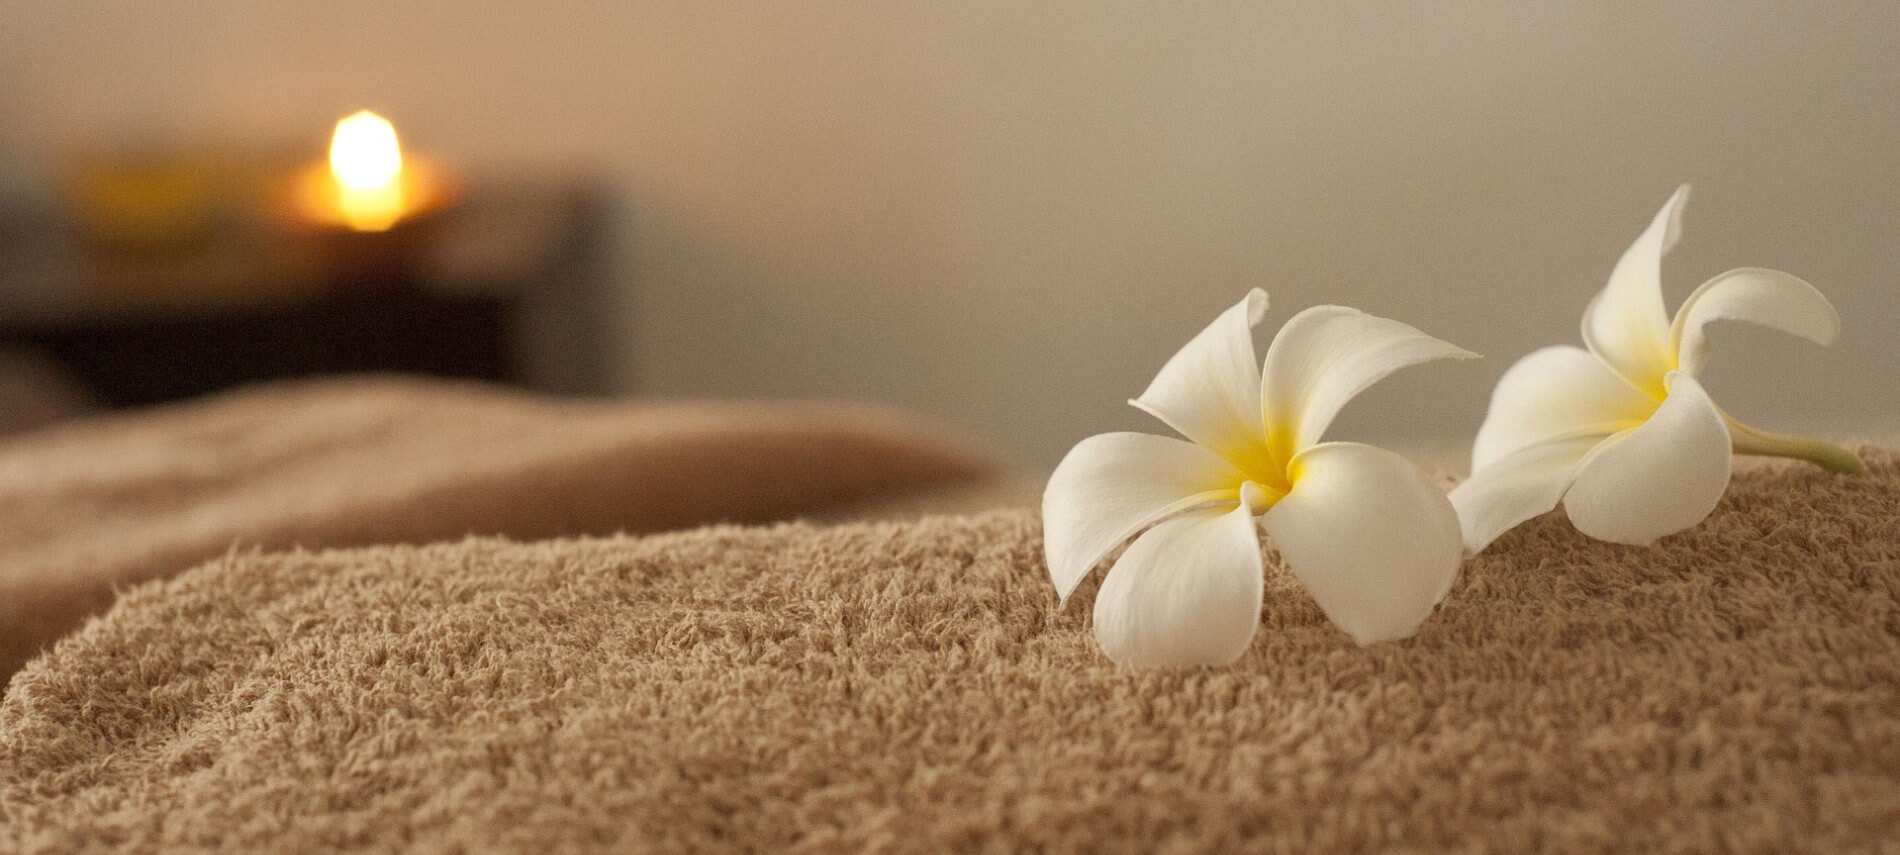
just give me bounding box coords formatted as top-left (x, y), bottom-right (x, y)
top-left (0, 180), bottom-right (615, 407)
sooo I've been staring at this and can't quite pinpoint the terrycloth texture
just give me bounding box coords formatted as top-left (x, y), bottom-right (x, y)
top-left (0, 376), bottom-right (992, 682)
top-left (3, 452), bottom-right (1898, 853)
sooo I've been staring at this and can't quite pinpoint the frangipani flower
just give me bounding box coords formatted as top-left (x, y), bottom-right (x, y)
top-left (1042, 290), bottom-right (1476, 666)
top-left (1451, 185), bottom-right (1860, 554)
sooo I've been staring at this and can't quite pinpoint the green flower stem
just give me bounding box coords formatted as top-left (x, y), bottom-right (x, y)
top-left (1726, 418), bottom-right (1862, 474)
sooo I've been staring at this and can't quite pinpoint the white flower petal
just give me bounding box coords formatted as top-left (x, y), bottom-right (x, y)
top-left (1582, 185), bottom-right (1689, 393)
top-left (1130, 289), bottom-right (1270, 462)
top-left (1563, 372), bottom-right (1733, 545)
top-left (1451, 434), bottom-right (1603, 555)
top-left (1042, 432), bottom-right (1246, 605)
top-left (1669, 267), bottom-right (1841, 377)
top-left (1260, 306), bottom-right (1476, 464)
top-left (1469, 345), bottom-right (1655, 471)
top-left (1091, 491), bottom-right (1265, 667)
top-left (1260, 442), bottom-right (1463, 645)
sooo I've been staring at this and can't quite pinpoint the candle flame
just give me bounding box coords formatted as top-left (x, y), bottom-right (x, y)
top-left (328, 110), bottom-right (405, 231)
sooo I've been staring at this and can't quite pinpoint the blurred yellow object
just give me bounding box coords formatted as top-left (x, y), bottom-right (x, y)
top-left (70, 153), bottom-right (223, 253)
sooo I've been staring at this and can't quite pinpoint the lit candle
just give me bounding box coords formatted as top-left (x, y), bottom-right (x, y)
top-left (296, 110), bottom-right (450, 232)
top-left (329, 110), bottom-right (406, 231)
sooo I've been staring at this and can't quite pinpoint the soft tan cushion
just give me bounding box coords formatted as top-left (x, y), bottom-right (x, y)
top-left (0, 348), bottom-right (96, 437)
top-left (1, 450), bottom-right (1895, 851)
top-left (0, 376), bottom-right (992, 680)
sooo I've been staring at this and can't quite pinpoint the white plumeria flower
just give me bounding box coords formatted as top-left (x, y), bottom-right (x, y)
top-left (1451, 185), bottom-right (1860, 555)
top-left (1042, 290), bottom-right (1476, 666)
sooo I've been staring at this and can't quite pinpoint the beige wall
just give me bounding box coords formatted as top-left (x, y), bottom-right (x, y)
top-left (4, 2), bottom-right (1897, 469)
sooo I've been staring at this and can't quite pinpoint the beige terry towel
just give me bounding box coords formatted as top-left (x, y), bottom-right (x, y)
top-left (2, 450), bottom-right (1895, 852)
top-left (0, 376), bottom-right (992, 682)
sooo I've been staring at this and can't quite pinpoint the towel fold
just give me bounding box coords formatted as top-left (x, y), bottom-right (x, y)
top-left (0, 375), bottom-right (992, 680)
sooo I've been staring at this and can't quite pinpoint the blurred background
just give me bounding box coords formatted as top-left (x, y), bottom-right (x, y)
top-left (1, 1), bottom-right (1895, 471)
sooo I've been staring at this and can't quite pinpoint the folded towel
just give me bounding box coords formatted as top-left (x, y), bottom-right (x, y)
top-left (0, 376), bottom-right (992, 681)
top-left (2, 450), bottom-right (1894, 851)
